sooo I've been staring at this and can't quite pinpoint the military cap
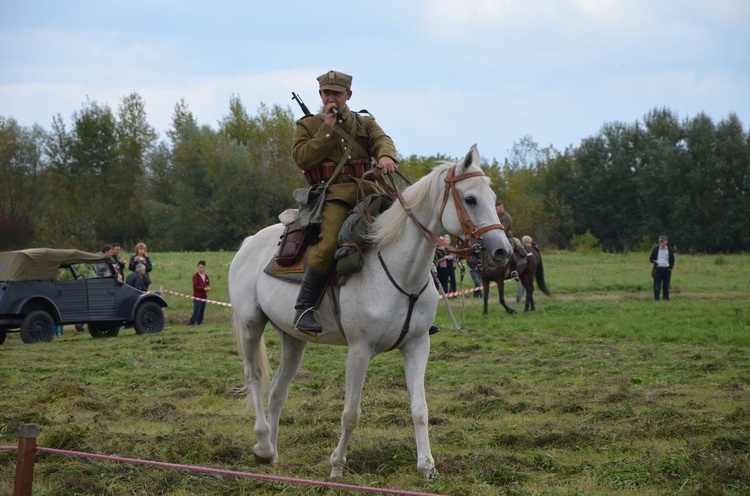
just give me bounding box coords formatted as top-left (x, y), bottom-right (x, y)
top-left (658, 235), bottom-right (668, 242)
top-left (317, 70), bottom-right (352, 92)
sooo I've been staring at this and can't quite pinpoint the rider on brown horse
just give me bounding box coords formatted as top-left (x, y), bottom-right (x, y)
top-left (496, 202), bottom-right (531, 280)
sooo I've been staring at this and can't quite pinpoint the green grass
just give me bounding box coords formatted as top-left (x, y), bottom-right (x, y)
top-left (1, 251), bottom-right (749, 495)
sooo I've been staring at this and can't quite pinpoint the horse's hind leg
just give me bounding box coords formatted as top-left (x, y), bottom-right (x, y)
top-left (266, 330), bottom-right (308, 461)
top-left (499, 278), bottom-right (516, 314)
top-left (525, 283), bottom-right (535, 311)
top-left (330, 345), bottom-right (374, 478)
top-left (401, 335), bottom-right (437, 480)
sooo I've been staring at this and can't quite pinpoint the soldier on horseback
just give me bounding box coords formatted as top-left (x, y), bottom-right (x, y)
top-left (291, 70), bottom-right (399, 333)
top-left (495, 201), bottom-right (531, 280)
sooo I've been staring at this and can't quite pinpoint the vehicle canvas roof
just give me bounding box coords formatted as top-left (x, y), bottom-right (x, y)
top-left (0, 248), bottom-right (108, 281)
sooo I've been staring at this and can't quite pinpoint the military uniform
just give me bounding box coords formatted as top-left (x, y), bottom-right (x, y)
top-left (293, 105), bottom-right (397, 273)
top-left (496, 203), bottom-right (528, 278)
top-left (292, 70), bottom-right (398, 333)
top-left (496, 207), bottom-right (513, 238)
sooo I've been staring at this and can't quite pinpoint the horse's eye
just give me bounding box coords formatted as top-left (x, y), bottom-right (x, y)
top-left (465, 196), bottom-right (477, 206)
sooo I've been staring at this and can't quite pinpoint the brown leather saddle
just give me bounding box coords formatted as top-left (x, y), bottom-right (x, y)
top-left (262, 219), bottom-right (347, 287)
top-left (263, 219), bottom-right (311, 283)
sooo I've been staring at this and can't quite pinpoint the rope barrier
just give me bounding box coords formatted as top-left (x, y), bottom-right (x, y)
top-left (3, 440), bottom-right (443, 496)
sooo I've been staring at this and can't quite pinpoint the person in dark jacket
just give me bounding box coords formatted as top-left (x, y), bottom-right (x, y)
top-left (125, 263), bottom-right (148, 292)
top-left (128, 242), bottom-right (153, 290)
top-left (649, 234), bottom-right (675, 301)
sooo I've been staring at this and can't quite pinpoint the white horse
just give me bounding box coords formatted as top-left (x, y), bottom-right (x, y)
top-left (228, 144), bottom-right (511, 480)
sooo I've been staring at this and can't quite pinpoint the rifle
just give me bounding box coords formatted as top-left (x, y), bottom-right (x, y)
top-left (291, 92), bottom-right (313, 117)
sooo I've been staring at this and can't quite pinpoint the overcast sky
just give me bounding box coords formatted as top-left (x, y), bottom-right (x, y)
top-left (1, 0), bottom-right (748, 162)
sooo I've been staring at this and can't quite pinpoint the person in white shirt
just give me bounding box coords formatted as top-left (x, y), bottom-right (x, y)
top-left (649, 235), bottom-right (675, 301)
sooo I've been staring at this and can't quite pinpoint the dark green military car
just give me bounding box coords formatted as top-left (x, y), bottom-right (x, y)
top-left (0, 248), bottom-right (168, 344)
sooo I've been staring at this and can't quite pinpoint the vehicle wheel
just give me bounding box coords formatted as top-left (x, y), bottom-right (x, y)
top-left (134, 302), bottom-right (164, 334)
top-left (0, 328), bottom-right (6, 345)
top-left (88, 322), bottom-right (121, 338)
top-left (20, 310), bottom-right (55, 343)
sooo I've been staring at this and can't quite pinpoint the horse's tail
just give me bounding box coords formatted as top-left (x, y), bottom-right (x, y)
top-left (534, 247), bottom-right (552, 297)
top-left (232, 311), bottom-right (270, 405)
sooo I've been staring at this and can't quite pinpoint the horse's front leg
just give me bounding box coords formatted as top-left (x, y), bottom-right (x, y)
top-left (401, 334), bottom-right (437, 480)
top-left (265, 331), bottom-right (308, 462)
top-left (330, 345), bottom-right (374, 478)
top-left (238, 320), bottom-right (275, 463)
top-left (482, 281), bottom-right (491, 314)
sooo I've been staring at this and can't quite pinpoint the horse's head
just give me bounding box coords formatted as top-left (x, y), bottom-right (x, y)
top-left (439, 144), bottom-right (512, 268)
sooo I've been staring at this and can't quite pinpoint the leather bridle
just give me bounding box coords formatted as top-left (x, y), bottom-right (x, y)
top-left (383, 163), bottom-right (505, 262)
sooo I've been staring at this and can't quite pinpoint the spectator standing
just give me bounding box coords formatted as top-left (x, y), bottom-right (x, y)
top-left (649, 235), bottom-right (675, 301)
top-left (436, 235), bottom-right (457, 295)
top-left (125, 264), bottom-right (148, 292)
top-left (129, 242), bottom-right (153, 290)
top-left (516, 235), bottom-right (535, 303)
top-left (188, 260), bottom-right (211, 325)
top-left (111, 243), bottom-right (127, 277)
top-left (467, 260), bottom-right (482, 298)
top-left (98, 244), bottom-right (122, 282)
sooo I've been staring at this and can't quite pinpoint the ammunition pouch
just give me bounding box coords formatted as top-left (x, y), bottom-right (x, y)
top-left (304, 159), bottom-right (374, 185)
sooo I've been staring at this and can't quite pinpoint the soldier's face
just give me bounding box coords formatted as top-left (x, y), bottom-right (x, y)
top-left (320, 89), bottom-right (351, 109)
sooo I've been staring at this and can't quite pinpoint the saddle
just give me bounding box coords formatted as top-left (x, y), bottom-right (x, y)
top-left (266, 194), bottom-right (392, 283)
top-left (264, 211), bottom-right (313, 283)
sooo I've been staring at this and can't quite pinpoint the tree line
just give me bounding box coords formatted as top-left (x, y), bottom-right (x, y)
top-left (1, 93), bottom-right (748, 253)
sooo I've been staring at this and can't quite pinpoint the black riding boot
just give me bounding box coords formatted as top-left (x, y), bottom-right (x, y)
top-left (293, 266), bottom-right (329, 334)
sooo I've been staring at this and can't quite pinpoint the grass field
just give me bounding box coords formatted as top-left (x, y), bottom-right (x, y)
top-left (1, 251), bottom-right (748, 495)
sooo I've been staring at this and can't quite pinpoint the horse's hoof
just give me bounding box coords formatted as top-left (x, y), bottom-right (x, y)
top-left (254, 453), bottom-right (273, 464)
top-left (330, 466), bottom-right (344, 478)
top-left (423, 467), bottom-right (438, 481)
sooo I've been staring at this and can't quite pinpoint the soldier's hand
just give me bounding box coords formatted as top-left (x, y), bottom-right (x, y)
top-left (323, 103), bottom-right (338, 127)
top-left (376, 156), bottom-right (398, 174)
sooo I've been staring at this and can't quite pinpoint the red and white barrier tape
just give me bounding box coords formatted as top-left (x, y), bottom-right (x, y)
top-left (160, 288), bottom-right (233, 307)
top-left (158, 278), bottom-right (515, 306)
top-left (440, 278), bottom-right (516, 299)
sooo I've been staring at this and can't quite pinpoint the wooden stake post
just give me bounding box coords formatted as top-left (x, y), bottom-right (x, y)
top-left (14, 424), bottom-right (37, 496)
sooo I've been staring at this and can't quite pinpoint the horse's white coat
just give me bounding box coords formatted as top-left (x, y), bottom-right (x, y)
top-left (228, 145), bottom-right (511, 479)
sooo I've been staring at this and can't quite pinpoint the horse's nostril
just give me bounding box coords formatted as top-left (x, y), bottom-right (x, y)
top-left (493, 248), bottom-right (509, 261)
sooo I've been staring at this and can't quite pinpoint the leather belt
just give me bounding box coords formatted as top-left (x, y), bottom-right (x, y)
top-left (304, 158), bottom-right (374, 185)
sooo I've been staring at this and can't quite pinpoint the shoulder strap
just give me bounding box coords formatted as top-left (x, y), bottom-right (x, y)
top-left (325, 149), bottom-right (350, 187)
top-left (332, 114), bottom-right (369, 158)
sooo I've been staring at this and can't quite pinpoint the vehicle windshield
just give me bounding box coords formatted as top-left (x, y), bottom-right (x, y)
top-left (55, 262), bottom-right (111, 281)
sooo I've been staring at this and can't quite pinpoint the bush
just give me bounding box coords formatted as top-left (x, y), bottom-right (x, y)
top-left (569, 230), bottom-right (602, 253)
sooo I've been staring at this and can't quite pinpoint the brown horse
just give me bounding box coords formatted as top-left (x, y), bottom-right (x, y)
top-left (479, 244), bottom-right (551, 314)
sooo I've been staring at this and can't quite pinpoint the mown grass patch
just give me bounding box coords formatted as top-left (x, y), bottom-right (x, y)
top-left (1, 252), bottom-right (749, 495)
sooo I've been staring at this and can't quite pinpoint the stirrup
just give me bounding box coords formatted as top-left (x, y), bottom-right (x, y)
top-left (294, 307), bottom-right (322, 334)
top-left (510, 270), bottom-right (519, 281)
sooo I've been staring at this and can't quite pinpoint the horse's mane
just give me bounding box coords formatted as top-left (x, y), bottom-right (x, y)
top-left (369, 161), bottom-right (455, 248)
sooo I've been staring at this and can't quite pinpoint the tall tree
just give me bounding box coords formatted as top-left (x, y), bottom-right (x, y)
top-left (114, 92), bottom-right (158, 245)
top-left (0, 118), bottom-right (48, 249)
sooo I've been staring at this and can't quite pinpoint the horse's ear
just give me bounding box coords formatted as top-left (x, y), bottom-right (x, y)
top-left (460, 144), bottom-right (480, 173)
